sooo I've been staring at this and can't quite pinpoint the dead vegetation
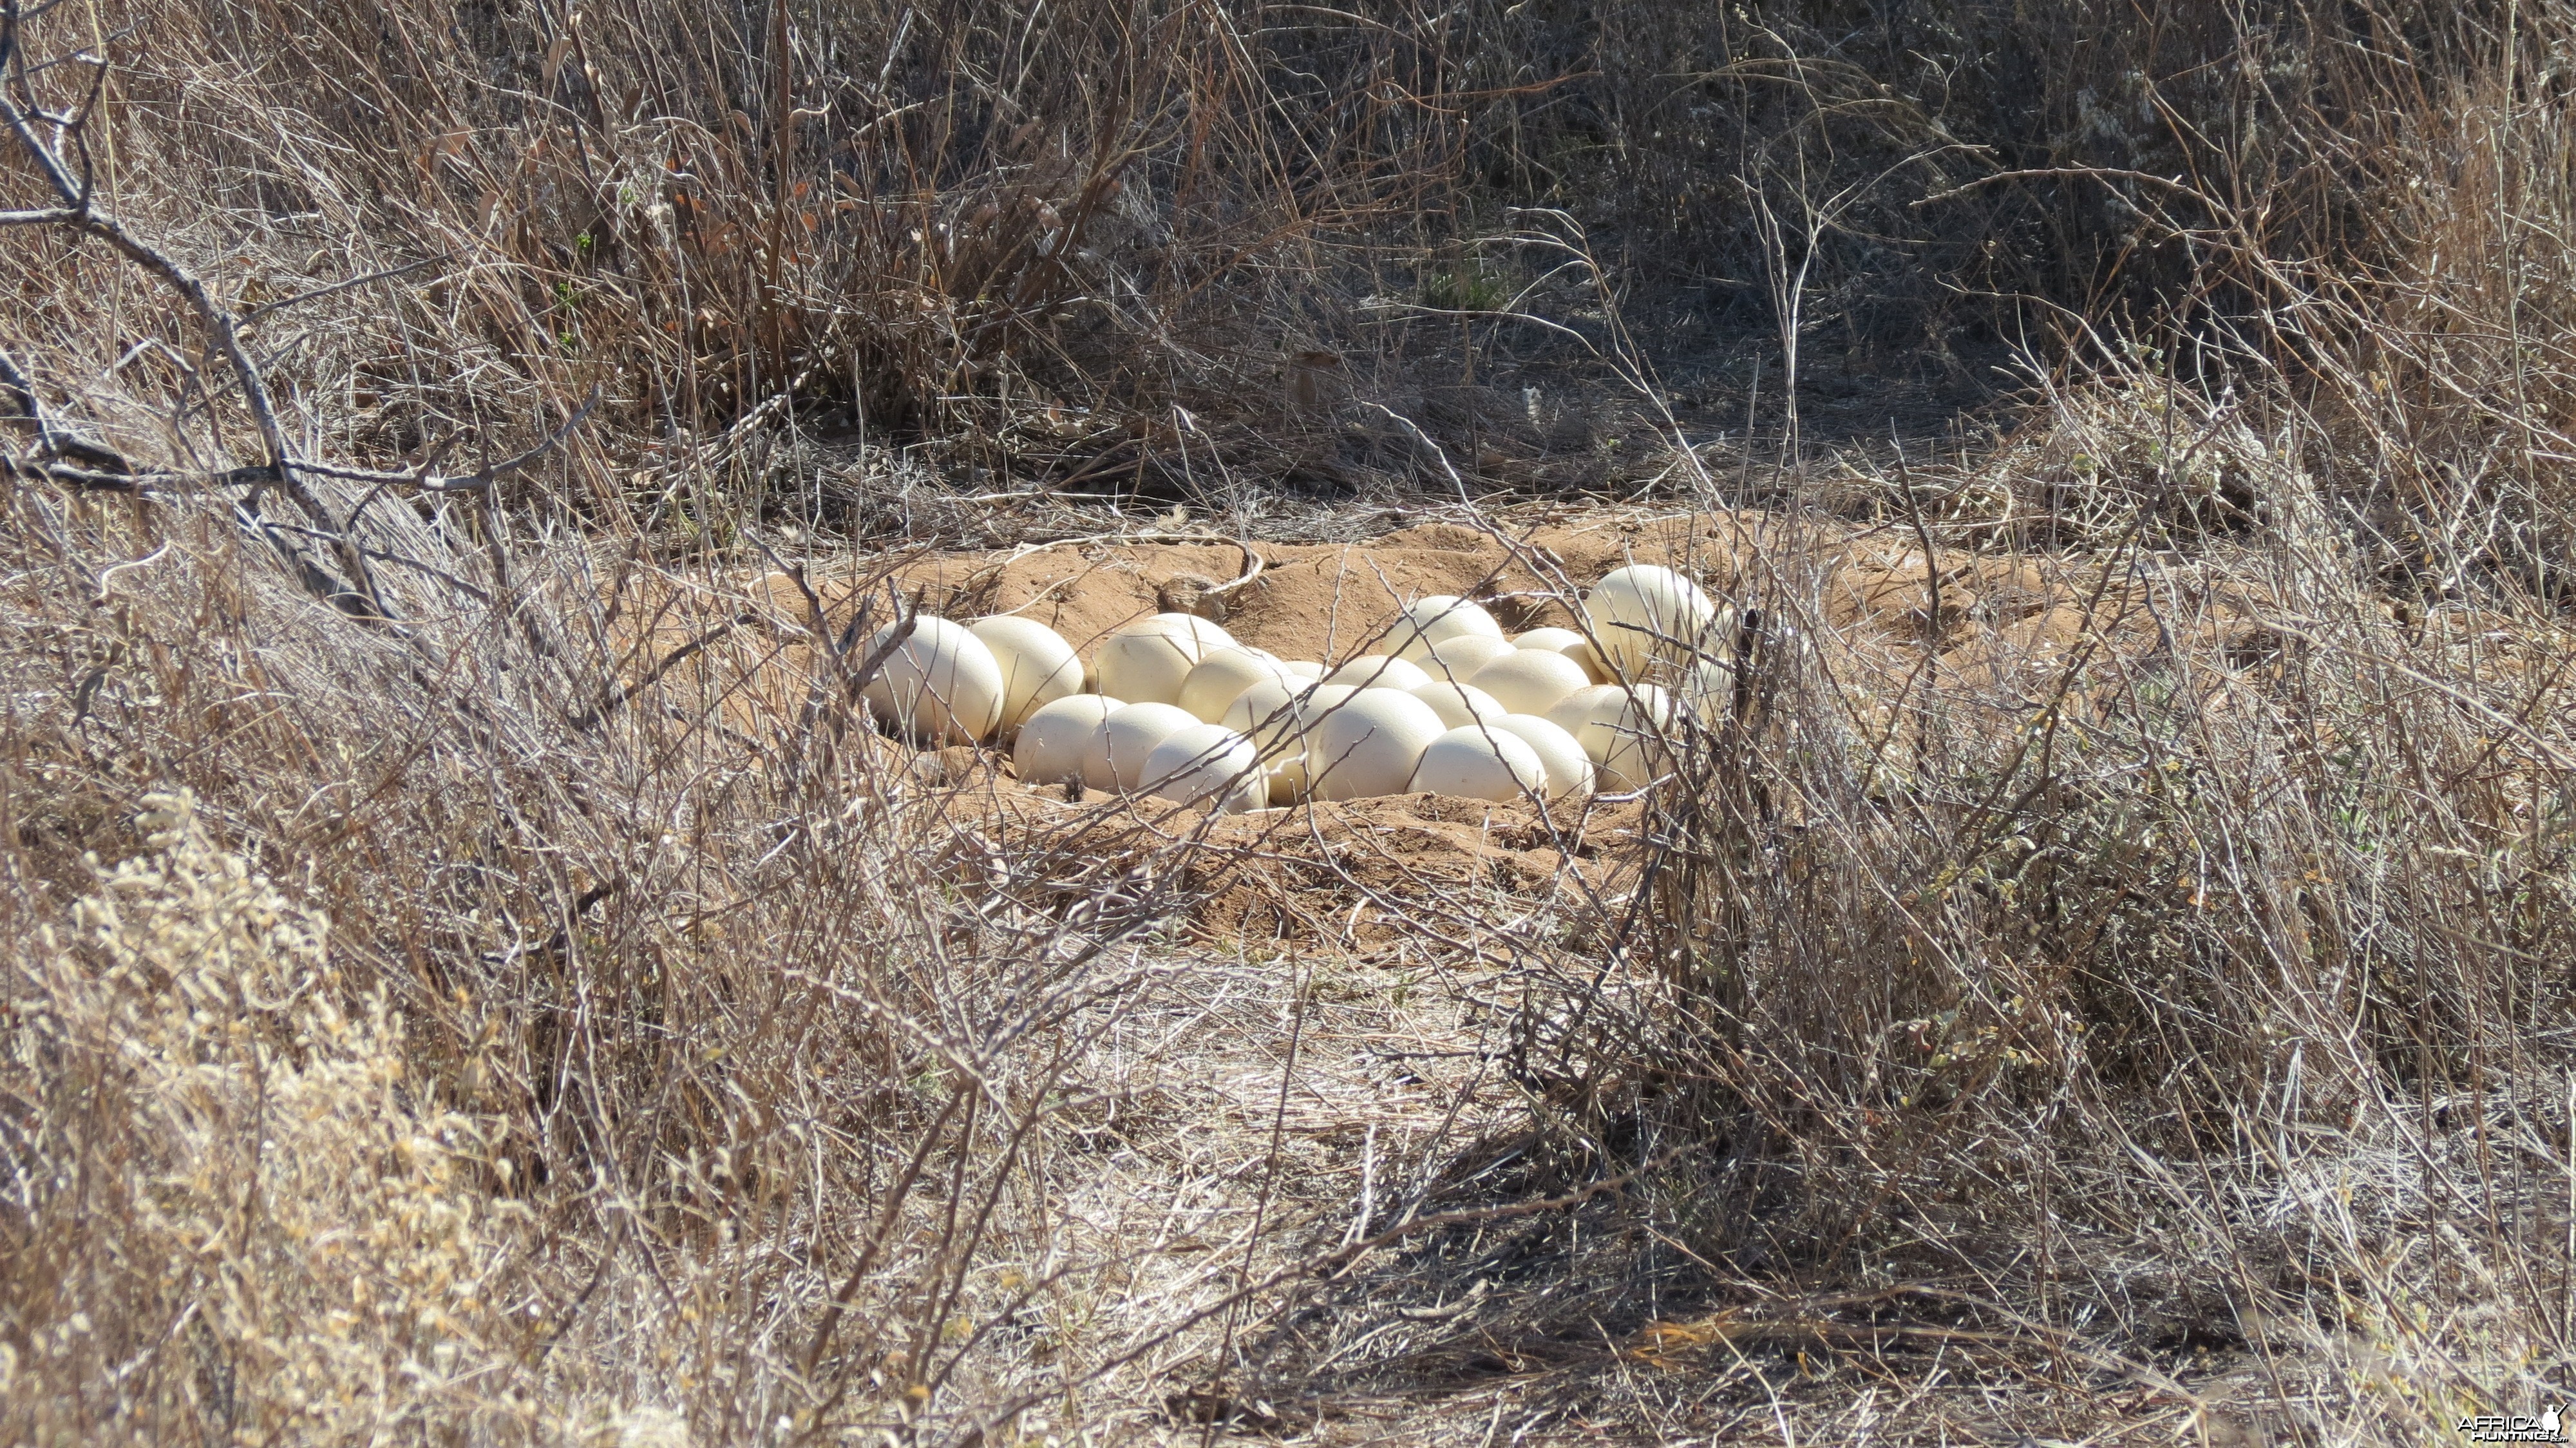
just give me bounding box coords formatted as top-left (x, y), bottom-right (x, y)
top-left (3, 1), bottom-right (2575, 1443)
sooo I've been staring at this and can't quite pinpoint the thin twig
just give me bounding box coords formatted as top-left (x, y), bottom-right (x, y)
top-left (236, 253), bottom-right (451, 327)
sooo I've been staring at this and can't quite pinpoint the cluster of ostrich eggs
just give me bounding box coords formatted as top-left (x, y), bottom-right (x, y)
top-left (858, 566), bottom-right (1727, 810)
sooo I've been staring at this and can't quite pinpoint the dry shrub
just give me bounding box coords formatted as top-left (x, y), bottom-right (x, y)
top-left (20, 1), bottom-right (2576, 541)
top-left (1452, 499), bottom-right (2576, 1433)
top-left (3, 792), bottom-right (524, 1440)
top-left (3, 0), bottom-right (1499, 519)
top-left (1215, 498), bottom-right (2569, 1438)
top-left (1429, 1), bottom-right (2576, 588)
top-left (0, 478), bottom-right (1307, 1443)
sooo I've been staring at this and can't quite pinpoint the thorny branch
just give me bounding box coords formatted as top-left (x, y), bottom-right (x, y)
top-left (14, 386), bottom-right (605, 502)
top-left (0, 3), bottom-right (386, 615)
top-left (0, 3), bottom-right (589, 620)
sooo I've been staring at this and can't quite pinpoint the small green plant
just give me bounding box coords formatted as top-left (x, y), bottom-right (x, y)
top-left (1421, 265), bottom-right (1508, 311)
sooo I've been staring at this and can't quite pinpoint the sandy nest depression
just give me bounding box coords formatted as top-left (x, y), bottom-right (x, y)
top-left (621, 502), bottom-right (2413, 949)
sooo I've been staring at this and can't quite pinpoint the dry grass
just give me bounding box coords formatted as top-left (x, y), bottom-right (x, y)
top-left (5, 0), bottom-right (2576, 1443)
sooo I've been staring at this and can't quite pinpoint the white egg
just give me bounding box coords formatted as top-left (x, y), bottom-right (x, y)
top-left (1282, 659), bottom-right (1325, 680)
top-left (1086, 701), bottom-right (1200, 793)
top-left (860, 614), bottom-right (1007, 743)
top-left (1512, 626), bottom-right (1609, 683)
top-left (1544, 683), bottom-right (1678, 790)
top-left (1220, 677), bottom-right (1300, 738)
top-left (1469, 647), bottom-right (1593, 716)
top-left (1094, 613), bottom-right (1235, 705)
top-left (1227, 680), bottom-right (1358, 803)
top-left (1543, 683), bottom-right (1678, 756)
top-left (1306, 688), bottom-right (1446, 801)
top-left (1176, 647), bottom-right (1295, 723)
top-left (1416, 633), bottom-right (1517, 682)
top-left (1600, 732), bottom-right (1676, 791)
top-left (1512, 625), bottom-right (1586, 652)
top-left (1585, 564), bottom-right (1724, 681)
top-left (1222, 678), bottom-right (1301, 783)
top-left (1408, 680), bottom-right (1508, 730)
top-left (1680, 657), bottom-right (1735, 723)
top-left (1321, 654), bottom-right (1433, 692)
top-left (1139, 722), bottom-right (1265, 814)
top-left (1387, 595), bottom-right (1505, 661)
top-left (1408, 725), bottom-right (1549, 802)
top-left (1014, 694), bottom-right (1123, 785)
top-left (1492, 714), bottom-right (1595, 801)
top-left (970, 616), bottom-right (1083, 734)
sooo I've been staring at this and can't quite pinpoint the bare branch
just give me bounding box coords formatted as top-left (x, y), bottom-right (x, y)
top-left (0, 342), bottom-right (130, 474)
top-left (4, 386), bottom-right (599, 502)
top-left (0, 341), bottom-right (54, 448)
top-left (292, 386), bottom-right (604, 493)
top-left (238, 253), bottom-right (453, 327)
top-left (0, 0), bottom-right (386, 618)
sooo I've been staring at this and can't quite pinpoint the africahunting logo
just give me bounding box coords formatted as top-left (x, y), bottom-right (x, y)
top-left (2461, 1403), bottom-right (2565, 1443)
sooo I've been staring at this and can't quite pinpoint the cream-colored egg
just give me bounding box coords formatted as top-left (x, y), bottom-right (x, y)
top-left (1513, 626), bottom-right (1610, 683)
top-left (1140, 722), bottom-right (1266, 814)
top-left (1306, 688), bottom-right (1446, 801)
top-left (1543, 683), bottom-right (1669, 759)
top-left (1408, 680), bottom-right (1508, 730)
top-left (1408, 725), bottom-right (1549, 802)
top-left (1087, 701), bottom-right (1199, 793)
top-left (1493, 714), bottom-right (1595, 801)
top-left (860, 615), bottom-right (1007, 743)
top-left (1220, 677), bottom-right (1301, 738)
top-left (970, 616), bottom-right (1083, 734)
top-left (1014, 694), bottom-right (1123, 785)
top-left (1598, 729), bottom-right (1675, 792)
top-left (1584, 565), bottom-right (1721, 680)
top-left (1469, 647), bottom-right (1593, 716)
top-left (1544, 683), bottom-right (1678, 790)
top-left (1176, 647), bottom-right (1295, 723)
top-left (1223, 678), bottom-right (1302, 790)
top-left (1387, 595), bottom-right (1505, 662)
top-left (1680, 657), bottom-right (1735, 723)
top-left (1416, 633), bottom-right (1517, 682)
top-left (1322, 654), bottom-right (1433, 692)
top-left (1094, 613), bottom-right (1235, 705)
top-left (1227, 681), bottom-right (1359, 803)
top-left (1282, 659), bottom-right (1324, 680)
top-left (1513, 625), bottom-right (1586, 652)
